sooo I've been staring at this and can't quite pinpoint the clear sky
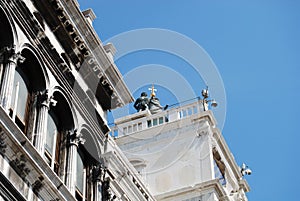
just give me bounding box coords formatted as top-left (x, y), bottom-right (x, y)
top-left (78, 1), bottom-right (300, 200)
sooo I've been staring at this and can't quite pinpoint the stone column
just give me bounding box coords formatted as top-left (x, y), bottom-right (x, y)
top-left (33, 89), bottom-right (55, 154)
top-left (65, 130), bottom-right (85, 195)
top-left (0, 46), bottom-right (25, 111)
top-left (59, 131), bottom-right (68, 182)
top-left (92, 165), bottom-right (105, 201)
top-left (0, 63), bottom-right (4, 91)
top-left (26, 93), bottom-right (39, 143)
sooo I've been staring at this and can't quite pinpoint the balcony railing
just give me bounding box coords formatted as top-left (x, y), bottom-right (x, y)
top-left (110, 99), bottom-right (206, 137)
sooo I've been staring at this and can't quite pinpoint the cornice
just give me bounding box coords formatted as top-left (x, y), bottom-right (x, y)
top-left (32, 0), bottom-right (133, 109)
top-left (155, 179), bottom-right (229, 201)
top-left (101, 150), bottom-right (156, 201)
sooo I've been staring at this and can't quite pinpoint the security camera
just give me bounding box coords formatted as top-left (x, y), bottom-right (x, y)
top-left (243, 168), bottom-right (252, 175)
top-left (241, 163), bottom-right (252, 176)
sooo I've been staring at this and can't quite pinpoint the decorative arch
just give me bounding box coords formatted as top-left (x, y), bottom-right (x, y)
top-left (10, 46), bottom-right (48, 134)
top-left (0, 5), bottom-right (17, 49)
top-left (19, 44), bottom-right (50, 88)
top-left (75, 124), bottom-right (102, 201)
top-left (78, 124), bottom-right (102, 163)
top-left (43, 87), bottom-right (78, 176)
top-left (50, 86), bottom-right (77, 131)
top-left (16, 47), bottom-right (48, 93)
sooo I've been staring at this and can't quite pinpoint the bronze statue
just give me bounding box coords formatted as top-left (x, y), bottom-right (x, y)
top-left (148, 85), bottom-right (168, 114)
top-left (134, 85), bottom-right (168, 114)
top-left (149, 96), bottom-right (163, 114)
top-left (133, 92), bottom-right (149, 112)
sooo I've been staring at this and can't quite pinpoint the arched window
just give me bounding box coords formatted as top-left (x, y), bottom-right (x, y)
top-left (44, 112), bottom-right (61, 174)
top-left (45, 91), bottom-right (75, 176)
top-left (9, 49), bottom-right (46, 136)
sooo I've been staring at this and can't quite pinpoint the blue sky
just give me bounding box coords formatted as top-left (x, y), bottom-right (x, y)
top-left (78, 1), bottom-right (300, 200)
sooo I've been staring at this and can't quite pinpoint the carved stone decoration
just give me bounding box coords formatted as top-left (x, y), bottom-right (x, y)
top-left (65, 129), bottom-right (85, 194)
top-left (91, 164), bottom-right (106, 201)
top-left (33, 11), bottom-right (45, 30)
top-left (9, 154), bottom-right (30, 179)
top-left (37, 89), bottom-right (57, 108)
top-left (0, 46), bottom-right (25, 110)
top-left (92, 164), bottom-right (106, 182)
top-left (34, 89), bottom-right (56, 154)
top-left (197, 129), bottom-right (208, 137)
top-left (67, 129), bottom-right (85, 147)
top-left (0, 128), bottom-right (7, 156)
top-left (102, 178), bottom-right (117, 201)
top-left (0, 46), bottom-right (25, 65)
top-left (32, 176), bottom-right (44, 193)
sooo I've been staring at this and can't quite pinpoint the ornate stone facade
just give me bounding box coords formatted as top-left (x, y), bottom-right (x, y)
top-left (0, 0), bottom-right (153, 201)
top-left (0, 1), bottom-right (250, 201)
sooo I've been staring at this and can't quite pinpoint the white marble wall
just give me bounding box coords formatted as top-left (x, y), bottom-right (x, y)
top-left (117, 114), bottom-right (215, 196)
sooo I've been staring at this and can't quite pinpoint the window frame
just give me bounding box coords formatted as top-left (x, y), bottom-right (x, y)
top-left (10, 70), bottom-right (30, 133)
top-left (44, 112), bottom-right (61, 175)
top-left (75, 151), bottom-right (86, 201)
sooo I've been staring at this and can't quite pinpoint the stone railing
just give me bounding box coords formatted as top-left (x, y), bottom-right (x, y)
top-left (111, 99), bottom-right (205, 137)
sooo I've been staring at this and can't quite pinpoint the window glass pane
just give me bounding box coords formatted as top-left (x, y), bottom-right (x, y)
top-left (138, 123), bottom-right (142, 130)
top-left (45, 114), bottom-right (56, 155)
top-left (12, 71), bottom-right (28, 122)
top-left (113, 129), bottom-right (118, 137)
top-left (188, 108), bottom-right (193, 116)
top-left (147, 120), bottom-right (152, 128)
top-left (128, 126), bottom-right (132, 133)
top-left (182, 110), bottom-right (187, 117)
top-left (193, 106), bottom-right (198, 114)
top-left (123, 127), bottom-right (127, 135)
top-left (159, 117), bottom-right (164, 124)
top-left (153, 118), bottom-right (158, 126)
top-left (165, 116), bottom-right (169, 122)
top-left (76, 152), bottom-right (84, 193)
top-left (133, 124), bottom-right (137, 132)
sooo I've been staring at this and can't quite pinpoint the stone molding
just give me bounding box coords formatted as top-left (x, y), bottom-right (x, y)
top-left (67, 129), bottom-right (85, 147)
top-left (0, 46), bottom-right (25, 65)
top-left (37, 89), bottom-right (57, 109)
